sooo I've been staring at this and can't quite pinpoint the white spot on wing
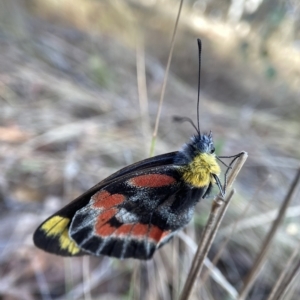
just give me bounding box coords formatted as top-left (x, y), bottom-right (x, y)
top-left (115, 208), bottom-right (139, 224)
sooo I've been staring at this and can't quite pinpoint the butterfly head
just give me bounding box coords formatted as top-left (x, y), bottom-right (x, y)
top-left (192, 132), bottom-right (215, 154)
top-left (176, 132), bottom-right (215, 162)
top-left (176, 132), bottom-right (221, 189)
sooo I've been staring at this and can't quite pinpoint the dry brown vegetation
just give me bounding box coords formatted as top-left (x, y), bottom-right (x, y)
top-left (1, 0), bottom-right (300, 299)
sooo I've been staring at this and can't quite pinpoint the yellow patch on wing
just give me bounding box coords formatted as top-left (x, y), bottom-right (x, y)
top-left (181, 153), bottom-right (221, 187)
top-left (41, 216), bottom-right (80, 255)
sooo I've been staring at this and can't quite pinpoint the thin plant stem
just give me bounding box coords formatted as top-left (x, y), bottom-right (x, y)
top-left (276, 258), bottom-right (300, 300)
top-left (238, 167), bottom-right (300, 300)
top-left (64, 258), bottom-right (75, 300)
top-left (128, 261), bottom-right (141, 300)
top-left (33, 260), bottom-right (52, 300)
top-left (266, 240), bottom-right (300, 300)
top-left (172, 237), bottom-right (179, 300)
top-left (82, 256), bottom-right (92, 300)
top-left (155, 253), bottom-right (172, 300)
top-left (200, 175), bottom-right (270, 286)
top-left (136, 37), bottom-right (150, 155)
top-left (179, 152), bottom-right (248, 300)
top-left (150, 0), bottom-right (184, 157)
top-left (177, 231), bottom-right (238, 298)
top-left (226, 152), bottom-right (248, 189)
top-left (179, 190), bottom-right (235, 300)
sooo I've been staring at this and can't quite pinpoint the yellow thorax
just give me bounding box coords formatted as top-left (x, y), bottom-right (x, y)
top-left (181, 153), bottom-right (221, 188)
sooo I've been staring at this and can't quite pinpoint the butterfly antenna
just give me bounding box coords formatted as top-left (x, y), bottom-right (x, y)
top-left (197, 38), bottom-right (202, 136)
top-left (173, 116), bottom-right (199, 133)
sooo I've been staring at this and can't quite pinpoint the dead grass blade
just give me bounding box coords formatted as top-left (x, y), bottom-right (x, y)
top-left (238, 167), bottom-right (300, 300)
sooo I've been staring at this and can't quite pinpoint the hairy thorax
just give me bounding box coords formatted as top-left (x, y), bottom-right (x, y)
top-left (180, 153), bottom-right (221, 188)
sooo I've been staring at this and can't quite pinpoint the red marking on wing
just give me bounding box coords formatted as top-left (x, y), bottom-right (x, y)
top-left (148, 225), bottom-right (164, 242)
top-left (95, 208), bottom-right (117, 236)
top-left (114, 224), bottom-right (134, 236)
top-left (97, 208), bottom-right (117, 223)
top-left (92, 190), bottom-right (125, 209)
top-left (96, 223), bottom-right (116, 236)
top-left (129, 174), bottom-right (176, 188)
top-left (131, 223), bottom-right (149, 237)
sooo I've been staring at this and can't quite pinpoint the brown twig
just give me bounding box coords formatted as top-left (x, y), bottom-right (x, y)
top-left (179, 190), bottom-right (235, 300)
top-left (226, 152), bottom-right (248, 189)
top-left (179, 152), bottom-right (248, 300)
top-left (200, 175), bottom-right (270, 286)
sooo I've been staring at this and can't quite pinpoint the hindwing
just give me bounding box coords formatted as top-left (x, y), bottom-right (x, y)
top-left (33, 152), bottom-right (207, 259)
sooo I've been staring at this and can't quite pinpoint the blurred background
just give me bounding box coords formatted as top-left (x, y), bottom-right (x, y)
top-left (0, 0), bottom-right (300, 299)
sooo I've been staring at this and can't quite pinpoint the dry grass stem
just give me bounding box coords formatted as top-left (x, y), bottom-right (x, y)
top-left (130, 261), bottom-right (140, 300)
top-left (150, 0), bottom-right (184, 156)
top-left (201, 175), bottom-right (270, 286)
top-left (172, 237), bottom-right (179, 300)
top-left (57, 260), bottom-right (115, 300)
top-left (154, 253), bottom-right (172, 300)
top-left (179, 190), bottom-right (235, 300)
top-left (266, 240), bottom-right (300, 300)
top-left (65, 258), bottom-right (75, 296)
top-left (178, 231), bottom-right (238, 298)
top-left (238, 167), bottom-right (300, 300)
top-left (275, 259), bottom-right (300, 300)
top-left (220, 204), bottom-right (300, 235)
top-left (179, 152), bottom-right (248, 300)
top-left (82, 256), bottom-right (92, 300)
top-left (226, 152), bottom-right (248, 189)
top-left (136, 38), bottom-right (150, 154)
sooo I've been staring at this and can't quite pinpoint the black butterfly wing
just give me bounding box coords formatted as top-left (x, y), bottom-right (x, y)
top-left (33, 152), bottom-right (207, 259)
top-left (33, 152), bottom-right (177, 256)
top-left (68, 166), bottom-right (206, 259)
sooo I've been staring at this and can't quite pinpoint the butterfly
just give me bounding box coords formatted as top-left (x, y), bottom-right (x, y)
top-left (33, 39), bottom-right (240, 260)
